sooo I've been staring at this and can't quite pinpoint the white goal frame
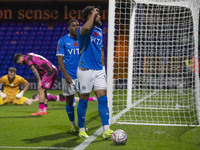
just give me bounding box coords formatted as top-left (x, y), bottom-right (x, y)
top-left (107, 0), bottom-right (200, 126)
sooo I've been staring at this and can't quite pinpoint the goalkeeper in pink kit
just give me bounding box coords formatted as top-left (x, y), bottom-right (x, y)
top-left (14, 53), bottom-right (58, 115)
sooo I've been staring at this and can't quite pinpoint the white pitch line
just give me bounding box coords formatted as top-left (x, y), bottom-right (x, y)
top-left (0, 128), bottom-right (104, 150)
top-left (74, 127), bottom-right (103, 150)
top-left (133, 107), bottom-right (180, 110)
top-left (0, 146), bottom-right (72, 149)
top-left (112, 91), bottom-right (157, 123)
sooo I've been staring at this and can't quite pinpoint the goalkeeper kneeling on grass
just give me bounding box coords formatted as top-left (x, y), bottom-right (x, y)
top-left (0, 67), bottom-right (32, 105)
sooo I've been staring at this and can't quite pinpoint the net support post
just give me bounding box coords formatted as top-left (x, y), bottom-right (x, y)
top-left (127, 3), bottom-right (136, 108)
top-left (191, 0), bottom-right (200, 125)
top-left (107, 0), bottom-right (115, 124)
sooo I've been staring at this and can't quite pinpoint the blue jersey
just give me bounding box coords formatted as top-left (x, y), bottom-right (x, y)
top-left (56, 34), bottom-right (79, 79)
top-left (77, 26), bottom-right (103, 70)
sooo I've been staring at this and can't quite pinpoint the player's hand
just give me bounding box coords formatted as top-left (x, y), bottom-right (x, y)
top-left (16, 91), bottom-right (24, 99)
top-left (92, 8), bottom-right (99, 14)
top-left (38, 80), bottom-right (42, 87)
top-left (38, 80), bottom-right (43, 90)
top-left (92, 8), bottom-right (99, 18)
top-left (64, 73), bottom-right (72, 84)
top-left (0, 92), bottom-right (6, 99)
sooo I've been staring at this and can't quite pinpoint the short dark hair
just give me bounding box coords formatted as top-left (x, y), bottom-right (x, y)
top-left (67, 19), bottom-right (79, 27)
top-left (8, 67), bottom-right (17, 73)
top-left (82, 6), bottom-right (95, 22)
top-left (32, 94), bottom-right (38, 99)
top-left (14, 53), bottom-right (23, 63)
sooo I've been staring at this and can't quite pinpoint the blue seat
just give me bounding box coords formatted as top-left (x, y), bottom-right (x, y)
top-left (0, 22), bottom-right (108, 78)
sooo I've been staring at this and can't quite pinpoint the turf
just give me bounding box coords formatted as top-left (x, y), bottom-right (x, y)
top-left (0, 90), bottom-right (200, 150)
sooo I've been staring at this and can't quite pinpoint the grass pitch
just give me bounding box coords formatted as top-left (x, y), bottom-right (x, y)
top-left (0, 90), bottom-right (199, 150)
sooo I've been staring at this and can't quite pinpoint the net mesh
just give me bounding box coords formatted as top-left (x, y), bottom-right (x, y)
top-left (111, 0), bottom-right (199, 125)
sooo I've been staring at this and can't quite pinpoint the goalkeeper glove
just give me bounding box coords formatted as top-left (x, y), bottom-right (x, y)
top-left (16, 91), bottom-right (24, 99)
top-left (0, 91), bottom-right (6, 99)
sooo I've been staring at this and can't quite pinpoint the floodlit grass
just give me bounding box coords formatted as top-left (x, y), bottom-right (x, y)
top-left (0, 90), bottom-right (200, 150)
top-left (86, 124), bottom-right (200, 150)
top-left (112, 89), bottom-right (198, 125)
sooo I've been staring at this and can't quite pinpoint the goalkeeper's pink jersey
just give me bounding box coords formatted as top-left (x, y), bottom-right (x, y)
top-left (47, 94), bottom-right (65, 101)
top-left (47, 93), bottom-right (57, 101)
top-left (24, 53), bottom-right (56, 76)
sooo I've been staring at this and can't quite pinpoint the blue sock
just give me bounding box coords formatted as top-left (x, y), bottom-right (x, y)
top-left (65, 105), bottom-right (74, 121)
top-left (98, 96), bottom-right (109, 126)
top-left (77, 99), bottom-right (88, 128)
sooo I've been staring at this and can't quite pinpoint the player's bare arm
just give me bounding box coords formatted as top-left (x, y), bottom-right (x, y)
top-left (30, 65), bottom-right (41, 81)
top-left (81, 8), bottom-right (99, 35)
top-left (58, 56), bottom-right (72, 84)
top-left (23, 81), bottom-right (30, 93)
top-left (16, 80), bottom-right (30, 100)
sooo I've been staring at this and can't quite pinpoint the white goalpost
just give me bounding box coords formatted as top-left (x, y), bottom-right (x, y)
top-left (107, 0), bottom-right (200, 126)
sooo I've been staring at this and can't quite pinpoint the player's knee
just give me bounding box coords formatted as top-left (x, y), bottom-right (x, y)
top-left (79, 94), bottom-right (89, 100)
top-left (38, 87), bottom-right (45, 93)
top-left (66, 99), bottom-right (74, 105)
top-left (95, 89), bottom-right (106, 98)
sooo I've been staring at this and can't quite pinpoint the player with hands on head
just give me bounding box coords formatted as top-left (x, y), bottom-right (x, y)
top-left (14, 53), bottom-right (58, 115)
top-left (57, 19), bottom-right (80, 133)
top-left (77, 6), bottom-right (113, 139)
top-left (0, 67), bottom-right (32, 105)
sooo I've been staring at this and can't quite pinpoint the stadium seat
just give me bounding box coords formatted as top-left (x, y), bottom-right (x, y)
top-left (0, 22), bottom-right (108, 78)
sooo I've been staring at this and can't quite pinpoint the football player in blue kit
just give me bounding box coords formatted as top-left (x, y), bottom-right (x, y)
top-left (77, 6), bottom-right (113, 139)
top-left (57, 19), bottom-right (80, 133)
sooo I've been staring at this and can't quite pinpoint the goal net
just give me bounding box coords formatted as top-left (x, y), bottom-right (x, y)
top-left (107, 0), bottom-right (200, 126)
